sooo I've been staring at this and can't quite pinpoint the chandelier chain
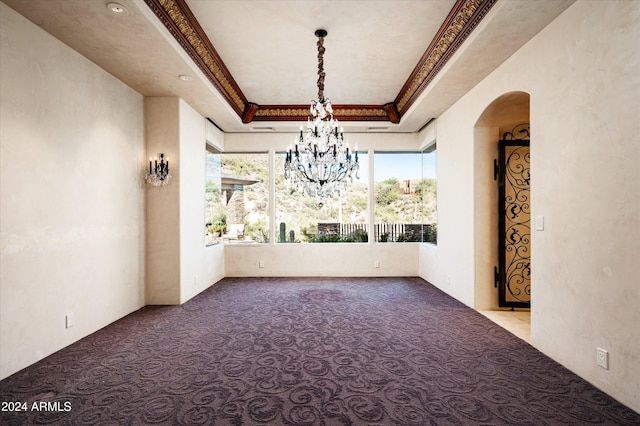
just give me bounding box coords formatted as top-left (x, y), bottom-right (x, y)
top-left (283, 29), bottom-right (360, 201)
top-left (317, 36), bottom-right (325, 101)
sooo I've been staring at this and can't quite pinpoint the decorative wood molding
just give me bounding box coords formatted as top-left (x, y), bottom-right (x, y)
top-left (144, 0), bottom-right (497, 125)
top-left (242, 102), bottom-right (259, 124)
top-left (333, 106), bottom-right (388, 121)
top-left (383, 102), bottom-right (400, 124)
top-left (253, 106), bottom-right (310, 121)
top-left (253, 105), bottom-right (388, 122)
top-left (144, 0), bottom-right (247, 116)
top-left (395, 0), bottom-right (498, 115)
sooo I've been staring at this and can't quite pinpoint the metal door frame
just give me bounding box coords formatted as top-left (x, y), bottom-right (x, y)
top-left (495, 124), bottom-right (531, 309)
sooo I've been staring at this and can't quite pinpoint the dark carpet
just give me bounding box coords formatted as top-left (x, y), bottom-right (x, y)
top-left (1, 277), bottom-right (638, 425)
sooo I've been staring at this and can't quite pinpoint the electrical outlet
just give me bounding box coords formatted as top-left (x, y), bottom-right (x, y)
top-left (596, 347), bottom-right (609, 369)
top-left (374, 260), bottom-right (380, 268)
top-left (259, 260), bottom-right (265, 268)
top-left (65, 313), bottom-right (74, 329)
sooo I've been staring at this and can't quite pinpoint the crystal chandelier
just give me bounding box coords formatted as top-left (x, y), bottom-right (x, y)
top-left (284, 29), bottom-right (360, 199)
top-left (146, 153), bottom-right (171, 186)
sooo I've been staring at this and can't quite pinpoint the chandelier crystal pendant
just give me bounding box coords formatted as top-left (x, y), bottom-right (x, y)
top-left (284, 29), bottom-right (360, 199)
top-left (145, 153), bottom-right (171, 186)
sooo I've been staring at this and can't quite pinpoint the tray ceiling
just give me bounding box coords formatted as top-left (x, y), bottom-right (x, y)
top-left (2, 0), bottom-right (574, 132)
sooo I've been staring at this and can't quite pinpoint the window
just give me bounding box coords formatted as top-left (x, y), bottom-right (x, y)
top-left (205, 150), bottom-right (269, 245)
top-left (205, 148), bottom-right (222, 245)
top-left (206, 148), bottom-right (435, 245)
top-left (422, 145), bottom-right (437, 243)
top-left (275, 152), bottom-right (369, 242)
top-left (373, 150), bottom-right (437, 243)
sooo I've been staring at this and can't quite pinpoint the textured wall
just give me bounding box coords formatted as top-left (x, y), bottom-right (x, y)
top-left (0, 4), bottom-right (145, 379)
top-left (178, 99), bottom-right (225, 303)
top-left (225, 243), bottom-right (418, 277)
top-left (527, 1), bottom-right (639, 411)
top-left (419, 0), bottom-right (639, 411)
top-left (145, 98), bottom-right (181, 304)
top-left (145, 98), bottom-right (225, 305)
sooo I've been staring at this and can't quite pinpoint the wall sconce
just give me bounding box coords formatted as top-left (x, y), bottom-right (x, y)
top-left (146, 153), bottom-right (171, 186)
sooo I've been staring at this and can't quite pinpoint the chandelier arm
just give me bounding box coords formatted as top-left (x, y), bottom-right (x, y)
top-left (334, 167), bottom-right (347, 182)
top-left (296, 164), bottom-right (316, 183)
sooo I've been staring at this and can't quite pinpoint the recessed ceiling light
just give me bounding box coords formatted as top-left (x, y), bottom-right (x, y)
top-left (107, 3), bottom-right (128, 15)
top-left (179, 75), bottom-right (194, 81)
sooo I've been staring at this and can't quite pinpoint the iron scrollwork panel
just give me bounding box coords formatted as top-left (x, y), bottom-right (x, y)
top-left (498, 124), bottom-right (531, 308)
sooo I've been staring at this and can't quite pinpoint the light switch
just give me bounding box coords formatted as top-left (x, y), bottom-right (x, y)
top-left (65, 313), bottom-right (74, 328)
top-left (535, 215), bottom-right (544, 231)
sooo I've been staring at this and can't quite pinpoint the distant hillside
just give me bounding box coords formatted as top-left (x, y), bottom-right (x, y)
top-left (206, 154), bottom-right (436, 243)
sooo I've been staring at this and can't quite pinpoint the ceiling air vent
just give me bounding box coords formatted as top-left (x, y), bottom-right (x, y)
top-left (251, 126), bottom-right (275, 131)
top-left (367, 126), bottom-right (390, 132)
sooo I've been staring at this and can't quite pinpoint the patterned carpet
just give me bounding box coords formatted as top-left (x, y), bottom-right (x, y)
top-left (1, 277), bottom-right (638, 425)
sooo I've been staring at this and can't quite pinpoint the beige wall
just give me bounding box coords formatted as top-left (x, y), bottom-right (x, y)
top-left (226, 243), bottom-right (418, 277)
top-left (420, 115), bottom-right (476, 307)
top-left (419, 0), bottom-right (639, 411)
top-left (223, 131), bottom-right (421, 152)
top-left (145, 98), bottom-right (181, 304)
top-left (0, 4), bottom-right (145, 379)
top-left (145, 98), bottom-right (225, 304)
top-left (472, 125), bottom-right (500, 310)
top-left (178, 100), bottom-right (225, 302)
top-left (530, 1), bottom-right (639, 411)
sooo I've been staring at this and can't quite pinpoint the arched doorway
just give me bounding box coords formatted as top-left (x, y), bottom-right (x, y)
top-left (473, 92), bottom-right (531, 337)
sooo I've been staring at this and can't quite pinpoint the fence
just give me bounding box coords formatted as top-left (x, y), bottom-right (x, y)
top-left (317, 222), bottom-right (437, 243)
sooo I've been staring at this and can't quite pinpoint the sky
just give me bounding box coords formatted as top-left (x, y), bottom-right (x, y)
top-left (355, 152), bottom-right (436, 185)
top-left (207, 151), bottom-right (437, 183)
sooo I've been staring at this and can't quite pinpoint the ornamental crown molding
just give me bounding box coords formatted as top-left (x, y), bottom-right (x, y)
top-left (143, 0), bottom-right (247, 116)
top-left (395, 0), bottom-right (497, 114)
top-left (144, 0), bottom-right (497, 125)
top-left (253, 105), bottom-right (389, 122)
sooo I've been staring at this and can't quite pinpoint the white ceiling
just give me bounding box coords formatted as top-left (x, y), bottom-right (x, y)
top-left (187, 0), bottom-right (455, 105)
top-left (2, 0), bottom-right (574, 133)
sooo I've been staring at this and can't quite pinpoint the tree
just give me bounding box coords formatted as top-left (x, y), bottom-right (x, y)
top-left (375, 179), bottom-right (402, 205)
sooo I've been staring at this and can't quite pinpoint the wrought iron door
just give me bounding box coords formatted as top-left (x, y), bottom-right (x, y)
top-left (495, 125), bottom-right (531, 308)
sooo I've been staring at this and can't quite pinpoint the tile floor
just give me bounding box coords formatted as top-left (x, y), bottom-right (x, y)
top-left (478, 309), bottom-right (531, 344)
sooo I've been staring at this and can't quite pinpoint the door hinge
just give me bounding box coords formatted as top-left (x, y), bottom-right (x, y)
top-left (494, 266), bottom-right (500, 288)
top-left (493, 159), bottom-right (500, 181)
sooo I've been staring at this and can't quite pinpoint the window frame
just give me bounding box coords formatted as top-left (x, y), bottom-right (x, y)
top-left (205, 149), bottom-right (269, 245)
top-left (274, 150), bottom-right (369, 243)
top-left (205, 145), bottom-right (436, 246)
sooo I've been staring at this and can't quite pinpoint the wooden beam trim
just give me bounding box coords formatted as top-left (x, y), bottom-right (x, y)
top-left (242, 102), bottom-right (259, 123)
top-left (383, 102), bottom-right (400, 124)
top-left (144, 0), bottom-right (496, 124)
top-left (144, 0), bottom-right (247, 116)
top-left (253, 105), bottom-right (388, 122)
top-left (395, 0), bottom-right (498, 114)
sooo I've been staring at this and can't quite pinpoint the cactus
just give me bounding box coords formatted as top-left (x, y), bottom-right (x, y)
top-left (289, 230), bottom-right (295, 243)
top-left (279, 222), bottom-right (286, 243)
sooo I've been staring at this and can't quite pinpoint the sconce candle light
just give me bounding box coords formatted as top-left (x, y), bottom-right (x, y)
top-left (146, 153), bottom-right (171, 186)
